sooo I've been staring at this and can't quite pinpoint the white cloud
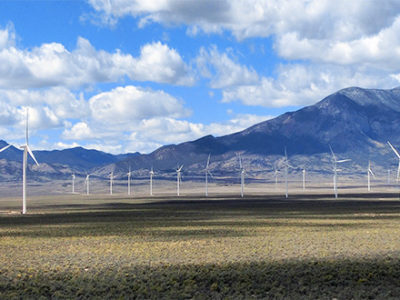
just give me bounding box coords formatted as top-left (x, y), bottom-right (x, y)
top-left (221, 64), bottom-right (400, 107)
top-left (87, 0), bottom-right (400, 40)
top-left (88, 85), bottom-right (190, 127)
top-left (62, 122), bottom-right (92, 140)
top-left (0, 27), bottom-right (193, 89)
top-left (196, 46), bottom-right (258, 88)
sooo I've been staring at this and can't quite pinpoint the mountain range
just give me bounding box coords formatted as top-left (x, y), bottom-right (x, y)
top-left (1, 86), bottom-right (400, 181)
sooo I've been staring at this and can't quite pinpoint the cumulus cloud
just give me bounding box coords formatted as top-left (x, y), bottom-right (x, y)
top-left (87, 0), bottom-right (400, 40)
top-left (88, 85), bottom-right (190, 127)
top-left (196, 46), bottom-right (258, 88)
top-left (0, 26), bottom-right (193, 89)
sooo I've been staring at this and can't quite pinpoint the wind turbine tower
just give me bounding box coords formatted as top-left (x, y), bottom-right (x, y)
top-left (329, 145), bottom-right (351, 199)
top-left (238, 154), bottom-right (245, 198)
top-left (72, 173), bottom-right (75, 193)
top-left (85, 174), bottom-right (90, 195)
top-left (367, 161), bottom-right (375, 192)
top-left (388, 141), bottom-right (400, 181)
top-left (204, 154), bottom-right (213, 197)
top-left (127, 167), bottom-right (131, 195)
top-left (176, 165), bottom-right (183, 196)
top-left (283, 148), bottom-right (291, 199)
top-left (109, 172), bottom-right (114, 195)
top-left (150, 167), bottom-right (154, 196)
top-left (20, 108), bottom-right (39, 214)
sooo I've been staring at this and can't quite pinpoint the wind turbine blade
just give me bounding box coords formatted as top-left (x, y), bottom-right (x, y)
top-left (337, 159), bottom-right (351, 163)
top-left (329, 144), bottom-right (336, 160)
top-left (208, 171), bottom-right (214, 179)
top-left (206, 154), bottom-right (211, 169)
top-left (238, 153), bottom-right (242, 169)
top-left (0, 144), bottom-right (11, 152)
top-left (26, 145), bottom-right (39, 166)
top-left (370, 170), bottom-right (376, 178)
top-left (388, 141), bottom-right (400, 158)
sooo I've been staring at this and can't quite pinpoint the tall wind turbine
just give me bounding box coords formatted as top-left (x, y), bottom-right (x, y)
top-left (238, 154), bottom-right (245, 198)
top-left (72, 173), bottom-right (75, 193)
top-left (149, 167), bottom-right (154, 196)
top-left (388, 141), bottom-right (400, 181)
top-left (204, 154), bottom-right (213, 197)
top-left (302, 169), bottom-right (306, 191)
top-left (85, 174), bottom-right (90, 195)
top-left (21, 108), bottom-right (39, 214)
top-left (367, 161), bottom-right (375, 192)
top-left (330, 145), bottom-right (351, 199)
top-left (176, 165), bottom-right (183, 196)
top-left (109, 172), bottom-right (114, 195)
top-left (127, 167), bottom-right (131, 195)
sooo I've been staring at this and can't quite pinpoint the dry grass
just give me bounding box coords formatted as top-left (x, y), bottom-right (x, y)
top-left (1, 194), bottom-right (400, 298)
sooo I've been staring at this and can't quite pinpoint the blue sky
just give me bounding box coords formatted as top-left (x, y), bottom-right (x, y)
top-left (1, 1), bottom-right (400, 154)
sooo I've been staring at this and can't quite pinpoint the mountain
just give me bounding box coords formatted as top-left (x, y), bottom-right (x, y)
top-left (103, 86), bottom-right (400, 177)
top-left (1, 86), bottom-right (400, 180)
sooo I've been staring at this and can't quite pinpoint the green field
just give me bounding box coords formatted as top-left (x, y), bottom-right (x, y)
top-left (1, 194), bottom-right (400, 299)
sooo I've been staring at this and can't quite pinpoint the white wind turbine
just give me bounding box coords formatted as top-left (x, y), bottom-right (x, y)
top-left (274, 164), bottom-right (279, 190)
top-left (109, 172), bottom-right (114, 195)
top-left (0, 144), bottom-right (11, 153)
top-left (176, 165), bottom-right (183, 196)
top-left (238, 154), bottom-right (245, 198)
top-left (149, 167), bottom-right (154, 196)
top-left (127, 167), bottom-right (132, 195)
top-left (329, 145), bottom-right (351, 199)
top-left (85, 174), bottom-right (90, 195)
top-left (71, 173), bottom-right (75, 193)
top-left (367, 161), bottom-right (375, 192)
top-left (204, 154), bottom-right (213, 197)
top-left (387, 141), bottom-right (400, 181)
top-left (282, 148), bottom-right (292, 199)
top-left (20, 108), bottom-right (39, 214)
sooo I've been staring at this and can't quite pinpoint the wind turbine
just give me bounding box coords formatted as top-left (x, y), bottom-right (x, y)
top-left (238, 154), bottom-right (245, 198)
top-left (387, 141), bottom-right (400, 181)
top-left (109, 172), bottom-right (114, 195)
top-left (274, 164), bottom-right (279, 190)
top-left (367, 161), bottom-right (375, 192)
top-left (302, 169), bottom-right (306, 191)
top-left (0, 144), bottom-right (11, 153)
top-left (282, 148), bottom-right (292, 198)
top-left (85, 174), bottom-right (90, 195)
top-left (127, 167), bottom-right (131, 195)
top-left (149, 167), bottom-right (154, 196)
top-left (20, 108), bottom-right (39, 214)
top-left (204, 154), bottom-right (213, 197)
top-left (72, 173), bottom-right (75, 193)
top-left (329, 145), bottom-right (351, 199)
top-left (176, 165), bottom-right (183, 196)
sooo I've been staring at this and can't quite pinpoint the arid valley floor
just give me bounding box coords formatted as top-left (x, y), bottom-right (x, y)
top-left (1, 186), bottom-right (400, 298)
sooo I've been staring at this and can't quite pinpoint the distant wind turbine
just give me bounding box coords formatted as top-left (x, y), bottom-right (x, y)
top-left (282, 148), bottom-right (293, 199)
top-left (176, 165), bottom-right (183, 196)
top-left (72, 173), bottom-right (75, 193)
top-left (20, 108), bottom-right (39, 214)
top-left (127, 167), bottom-right (131, 195)
top-left (238, 154), bottom-right (245, 198)
top-left (329, 145), bottom-right (351, 199)
top-left (109, 172), bottom-right (114, 195)
top-left (150, 167), bottom-right (154, 196)
top-left (204, 154), bottom-right (213, 197)
top-left (85, 174), bottom-right (90, 195)
top-left (367, 161), bottom-right (375, 192)
top-left (387, 141), bottom-right (400, 181)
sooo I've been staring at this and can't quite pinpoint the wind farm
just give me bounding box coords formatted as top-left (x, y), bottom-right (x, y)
top-left (2, 0), bottom-right (400, 297)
